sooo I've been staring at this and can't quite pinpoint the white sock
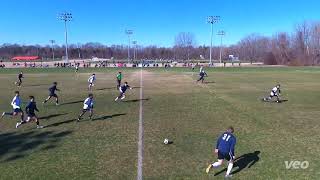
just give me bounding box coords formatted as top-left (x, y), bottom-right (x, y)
top-left (226, 163), bottom-right (233, 175)
top-left (212, 161), bottom-right (221, 168)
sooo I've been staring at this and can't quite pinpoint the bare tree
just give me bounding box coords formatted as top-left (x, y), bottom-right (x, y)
top-left (174, 32), bottom-right (196, 60)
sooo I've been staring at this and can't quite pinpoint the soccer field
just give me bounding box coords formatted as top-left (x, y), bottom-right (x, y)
top-left (0, 67), bottom-right (319, 179)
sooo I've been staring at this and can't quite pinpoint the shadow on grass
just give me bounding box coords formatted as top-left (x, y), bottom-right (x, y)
top-left (27, 84), bottom-right (50, 87)
top-left (123, 98), bottom-right (150, 103)
top-left (203, 81), bottom-right (215, 84)
top-left (60, 100), bottom-right (83, 106)
top-left (96, 87), bottom-right (115, 91)
top-left (92, 113), bottom-right (126, 121)
top-left (45, 119), bottom-right (75, 128)
top-left (39, 113), bottom-right (68, 120)
top-left (0, 130), bottom-right (72, 162)
top-left (214, 151), bottom-right (260, 176)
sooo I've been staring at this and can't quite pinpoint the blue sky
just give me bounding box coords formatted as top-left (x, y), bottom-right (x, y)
top-left (0, 0), bottom-right (319, 47)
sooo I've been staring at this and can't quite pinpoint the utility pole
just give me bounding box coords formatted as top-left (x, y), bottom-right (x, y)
top-left (125, 29), bottom-right (133, 64)
top-left (58, 12), bottom-right (72, 63)
top-left (49, 40), bottom-right (55, 60)
top-left (207, 16), bottom-right (220, 66)
top-left (217, 30), bottom-right (225, 66)
top-left (132, 41), bottom-right (137, 60)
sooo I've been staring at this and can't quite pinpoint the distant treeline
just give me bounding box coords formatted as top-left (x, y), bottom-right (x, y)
top-left (1, 21), bottom-right (320, 65)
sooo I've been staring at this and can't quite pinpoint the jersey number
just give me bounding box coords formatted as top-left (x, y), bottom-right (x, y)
top-left (222, 134), bottom-right (231, 142)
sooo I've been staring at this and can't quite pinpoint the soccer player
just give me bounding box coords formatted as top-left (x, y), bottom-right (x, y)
top-left (43, 82), bottom-right (60, 105)
top-left (197, 70), bottom-right (208, 83)
top-left (1, 91), bottom-right (25, 127)
top-left (116, 72), bottom-right (122, 89)
top-left (88, 73), bottom-right (96, 91)
top-left (206, 126), bottom-right (236, 179)
top-left (77, 93), bottom-right (94, 121)
top-left (16, 96), bottom-right (43, 129)
top-left (75, 64), bottom-right (79, 73)
top-left (263, 84), bottom-right (281, 103)
top-left (15, 71), bottom-right (24, 87)
top-left (200, 65), bottom-right (204, 73)
top-left (115, 82), bottom-right (132, 101)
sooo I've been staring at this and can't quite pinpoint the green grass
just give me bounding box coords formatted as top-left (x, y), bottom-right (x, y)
top-left (0, 67), bottom-right (319, 179)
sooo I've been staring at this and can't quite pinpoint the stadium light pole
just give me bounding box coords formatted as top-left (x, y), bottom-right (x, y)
top-left (217, 30), bottom-right (225, 66)
top-left (77, 43), bottom-right (81, 59)
top-left (125, 29), bottom-right (133, 64)
top-left (58, 12), bottom-right (72, 63)
top-left (132, 41), bottom-right (137, 60)
top-left (49, 40), bottom-right (55, 60)
top-left (207, 16), bottom-right (220, 66)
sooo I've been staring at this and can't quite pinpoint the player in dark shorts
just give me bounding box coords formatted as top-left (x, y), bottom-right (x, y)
top-left (197, 70), bottom-right (208, 83)
top-left (1, 91), bottom-right (25, 128)
top-left (115, 82), bottom-right (132, 101)
top-left (16, 71), bottom-right (24, 87)
top-left (43, 82), bottom-right (60, 105)
top-left (77, 93), bottom-right (94, 122)
top-left (16, 96), bottom-right (43, 129)
top-left (116, 72), bottom-right (122, 89)
top-left (206, 126), bottom-right (236, 178)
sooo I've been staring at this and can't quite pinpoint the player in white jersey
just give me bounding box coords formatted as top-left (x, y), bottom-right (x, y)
top-left (263, 84), bottom-right (281, 103)
top-left (77, 93), bottom-right (94, 122)
top-left (1, 91), bottom-right (25, 127)
top-left (88, 74), bottom-right (96, 91)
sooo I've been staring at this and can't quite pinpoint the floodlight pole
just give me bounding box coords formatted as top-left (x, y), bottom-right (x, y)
top-left (58, 12), bottom-right (72, 63)
top-left (49, 40), bottom-right (55, 60)
top-left (125, 29), bottom-right (133, 64)
top-left (217, 30), bottom-right (225, 65)
top-left (132, 41), bottom-right (137, 60)
top-left (77, 43), bottom-right (81, 59)
top-left (207, 16), bottom-right (220, 66)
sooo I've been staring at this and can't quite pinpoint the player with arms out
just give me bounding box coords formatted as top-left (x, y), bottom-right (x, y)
top-left (263, 84), bottom-right (281, 103)
top-left (15, 71), bottom-right (24, 87)
top-left (88, 73), bottom-right (96, 91)
top-left (206, 126), bottom-right (236, 179)
top-left (115, 82), bottom-right (132, 101)
top-left (77, 93), bottom-right (94, 122)
top-left (197, 70), bottom-right (208, 83)
top-left (43, 82), bottom-right (60, 105)
top-left (116, 72), bottom-right (122, 89)
top-left (16, 96), bottom-right (43, 129)
top-left (1, 91), bottom-right (25, 128)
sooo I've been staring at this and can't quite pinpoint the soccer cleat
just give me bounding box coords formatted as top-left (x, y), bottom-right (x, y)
top-left (120, 96), bottom-right (125, 100)
top-left (56, 103), bottom-right (59, 106)
top-left (16, 122), bottom-right (21, 128)
top-left (37, 125), bottom-right (44, 129)
top-left (206, 164), bottom-right (212, 174)
top-left (1, 112), bottom-right (5, 118)
top-left (77, 118), bottom-right (81, 122)
top-left (114, 97), bottom-right (118, 101)
top-left (224, 175), bottom-right (233, 179)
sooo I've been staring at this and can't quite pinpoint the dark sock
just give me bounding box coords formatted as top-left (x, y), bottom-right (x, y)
top-left (5, 112), bottom-right (13, 116)
top-left (36, 121), bottom-right (39, 125)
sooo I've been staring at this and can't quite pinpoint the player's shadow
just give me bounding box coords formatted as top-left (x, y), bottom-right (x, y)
top-left (124, 98), bottom-right (150, 103)
top-left (60, 100), bottom-right (83, 106)
top-left (92, 113), bottom-right (126, 121)
top-left (96, 87), bottom-right (115, 91)
top-left (276, 99), bottom-right (288, 103)
top-left (0, 130), bottom-right (72, 162)
top-left (27, 83), bottom-right (50, 87)
top-left (214, 151), bottom-right (260, 176)
top-left (45, 119), bottom-right (75, 128)
top-left (39, 113), bottom-right (68, 120)
top-left (203, 81), bottom-right (215, 84)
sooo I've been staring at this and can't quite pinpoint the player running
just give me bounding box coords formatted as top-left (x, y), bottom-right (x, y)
top-left (1, 91), bottom-right (25, 127)
top-left (197, 70), bottom-right (208, 83)
top-left (206, 126), bottom-right (236, 179)
top-left (75, 64), bottom-right (79, 73)
top-left (16, 96), bottom-right (43, 129)
top-left (15, 71), bottom-right (24, 87)
top-left (116, 72), bottom-right (122, 89)
top-left (88, 73), bottom-right (96, 91)
top-left (77, 93), bottom-right (94, 122)
top-left (115, 82), bottom-right (132, 101)
top-left (262, 84), bottom-right (281, 103)
top-left (43, 82), bottom-right (60, 105)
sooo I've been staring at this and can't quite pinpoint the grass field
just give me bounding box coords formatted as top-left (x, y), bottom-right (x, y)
top-left (0, 67), bottom-right (319, 180)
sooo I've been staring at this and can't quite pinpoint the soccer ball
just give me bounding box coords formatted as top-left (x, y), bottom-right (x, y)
top-left (163, 138), bottom-right (169, 145)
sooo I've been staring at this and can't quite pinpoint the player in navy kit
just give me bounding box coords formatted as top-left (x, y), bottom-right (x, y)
top-left (197, 70), bottom-right (208, 83)
top-left (206, 126), bottom-right (236, 178)
top-left (15, 71), bottom-right (24, 87)
top-left (115, 82), bottom-right (132, 101)
top-left (43, 82), bottom-right (60, 105)
top-left (16, 96), bottom-right (43, 129)
top-left (77, 93), bottom-right (94, 122)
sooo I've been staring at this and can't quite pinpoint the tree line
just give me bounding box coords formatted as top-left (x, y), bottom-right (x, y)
top-left (1, 21), bottom-right (320, 65)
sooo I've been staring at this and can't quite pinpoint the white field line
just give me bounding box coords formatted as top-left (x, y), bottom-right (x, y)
top-left (137, 68), bottom-right (144, 180)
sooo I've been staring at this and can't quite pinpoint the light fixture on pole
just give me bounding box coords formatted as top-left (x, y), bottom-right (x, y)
top-left (125, 29), bottom-right (133, 63)
top-left (217, 30), bottom-right (225, 66)
top-left (49, 40), bottom-right (55, 60)
top-left (58, 12), bottom-right (72, 63)
top-left (207, 15), bottom-right (220, 66)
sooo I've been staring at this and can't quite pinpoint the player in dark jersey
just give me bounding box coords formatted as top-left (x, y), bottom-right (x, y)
top-left (197, 70), bottom-right (208, 83)
top-left (77, 93), bottom-right (94, 122)
top-left (43, 82), bottom-right (60, 105)
top-left (116, 72), bottom-right (122, 89)
top-left (16, 96), bottom-right (43, 129)
top-left (15, 71), bottom-right (24, 87)
top-left (206, 126), bottom-right (236, 178)
top-left (115, 82), bottom-right (132, 101)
